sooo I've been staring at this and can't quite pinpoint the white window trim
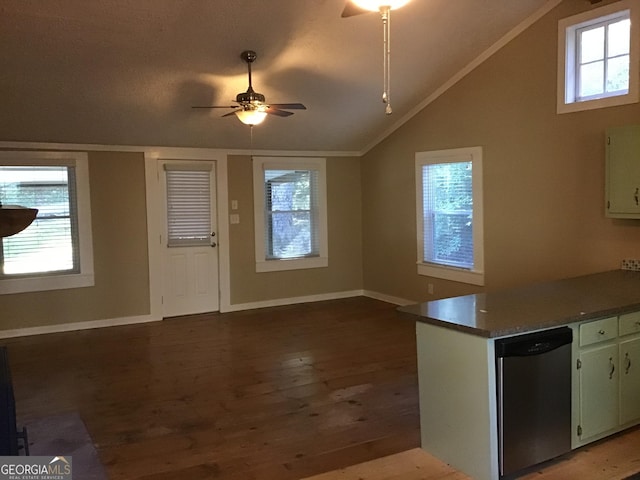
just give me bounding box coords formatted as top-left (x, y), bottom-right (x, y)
top-left (252, 156), bottom-right (328, 273)
top-left (557, 0), bottom-right (639, 114)
top-left (0, 151), bottom-right (94, 294)
top-left (415, 147), bottom-right (484, 286)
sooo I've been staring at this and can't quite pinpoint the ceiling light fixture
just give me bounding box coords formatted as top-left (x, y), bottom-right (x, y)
top-left (235, 107), bottom-right (268, 126)
top-left (351, 0), bottom-right (410, 11)
top-left (351, 0), bottom-right (411, 114)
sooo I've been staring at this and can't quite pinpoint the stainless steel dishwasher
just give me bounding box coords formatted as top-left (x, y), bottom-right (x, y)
top-left (496, 326), bottom-right (573, 478)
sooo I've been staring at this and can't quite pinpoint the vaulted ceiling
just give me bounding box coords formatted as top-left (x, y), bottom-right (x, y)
top-left (0, 0), bottom-right (553, 153)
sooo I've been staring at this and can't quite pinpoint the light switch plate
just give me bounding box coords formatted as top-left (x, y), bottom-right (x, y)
top-left (230, 214), bottom-right (240, 224)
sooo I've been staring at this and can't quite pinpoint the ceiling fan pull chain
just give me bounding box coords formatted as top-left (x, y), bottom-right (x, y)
top-left (381, 6), bottom-right (392, 115)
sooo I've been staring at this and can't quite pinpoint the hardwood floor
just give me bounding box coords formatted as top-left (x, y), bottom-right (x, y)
top-left (300, 426), bottom-right (640, 480)
top-left (3, 297), bottom-right (420, 479)
top-left (3, 296), bottom-right (639, 479)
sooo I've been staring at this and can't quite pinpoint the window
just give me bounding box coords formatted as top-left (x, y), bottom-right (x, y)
top-left (0, 152), bottom-right (94, 294)
top-left (558, 0), bottom-right (639, 113)
top-left (415, 147), bottom-right (484, 286)
top-left (164, 163), bottom-right (212, 247)
top-left (253, 157), bottom-right (327, 272)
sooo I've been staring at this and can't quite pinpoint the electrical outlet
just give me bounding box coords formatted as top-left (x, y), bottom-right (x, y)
top-left (428, 283), bottom-right (434, 295)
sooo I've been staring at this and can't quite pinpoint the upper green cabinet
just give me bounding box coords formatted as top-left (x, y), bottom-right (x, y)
top-left (606, 125), bottom-right (640, 219)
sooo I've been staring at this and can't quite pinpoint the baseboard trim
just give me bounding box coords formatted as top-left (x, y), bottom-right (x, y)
top-left (0, 290), bottom-right (415, 338)
top-left (362, 290), bottom-right (415, 306)
top-left (0, 314), bottom-right (160, 339)
top-left (222, 290), bottom-right (366, 313)
top-left (223, 289), bottom-right (416, 313)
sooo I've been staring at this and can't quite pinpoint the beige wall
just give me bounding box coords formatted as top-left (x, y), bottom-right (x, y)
top-left (227, 154), bottom-right (363, 305)
top-left (1, 151), bottom-right (150, 330)
top-left (3, 0), bottom-right (639, 329)
top-left (362, 0), bottom-right (640, 302)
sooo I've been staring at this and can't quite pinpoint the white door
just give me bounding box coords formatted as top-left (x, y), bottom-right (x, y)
top-left (161, 161), bottom-right (219, 317)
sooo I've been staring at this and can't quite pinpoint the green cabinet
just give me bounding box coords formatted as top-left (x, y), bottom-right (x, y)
top-left (620, 338), bottom-right (640, 424)
top-left (576, 312), bottom-right (640, 445)
top-left (619, 311), bottom-right (640, 426)
top-left (606, 125), bottom-right (640, 218)
top-left (578, 341), bottom-right (618, 440)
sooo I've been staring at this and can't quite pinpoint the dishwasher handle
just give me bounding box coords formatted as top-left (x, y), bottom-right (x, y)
top-left (496, 327), bottom-right (573, 358)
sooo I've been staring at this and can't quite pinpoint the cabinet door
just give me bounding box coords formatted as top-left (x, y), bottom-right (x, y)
top-left (606, 125), bottom-right (640, 218)
top-left (620, 337), bottom-right (640, 425)
top-left (579, 344), bottom-right (618, 440)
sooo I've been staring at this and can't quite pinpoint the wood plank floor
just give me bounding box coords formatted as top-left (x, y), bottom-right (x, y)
top-left (301, 426), bottom-right (640, 480)
top-left (2, 297), bottom-right (639, 479)
top-left (3, 297), bottom-right (420, 480)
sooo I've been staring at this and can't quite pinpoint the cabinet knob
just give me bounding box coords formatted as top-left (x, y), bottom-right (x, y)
top-left (625, 353), bottom-right (632, 374)
top-left (598, 329), bottom-right (606, 335)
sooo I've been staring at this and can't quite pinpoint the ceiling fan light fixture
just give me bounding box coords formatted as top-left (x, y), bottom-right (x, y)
top-left (351, 0), bottom-right (410, 11)
top-left (235, 108), bottom-right (268, 126)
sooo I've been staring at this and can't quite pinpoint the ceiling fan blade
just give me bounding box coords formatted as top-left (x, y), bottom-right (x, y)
top-left (266, 108), bottom-right (294, 117)
top-left (191, 105), bottom-right (237, 109)
top-left (341, 2), bottom-right (369, 17)
top-left (221, 110), bottom-right (240, 117)
top-left (269, 103), bottom-right (307, 110)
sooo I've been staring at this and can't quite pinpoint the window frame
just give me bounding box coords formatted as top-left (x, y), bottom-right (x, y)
top-left (415, 147), bottom-right (484, 286)
top-left (0, 151), bottom-right (94, 294)
top-left (252, 156), bottom-right (328, 273)
top-left (558, 0), bottom-right (639, 114)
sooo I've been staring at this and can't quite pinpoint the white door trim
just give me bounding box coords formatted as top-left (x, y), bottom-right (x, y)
top-left (144, 151), bottom-right (231, 318)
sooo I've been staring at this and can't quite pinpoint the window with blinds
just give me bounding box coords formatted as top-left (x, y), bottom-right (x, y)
top-left (0, 165), bottom-right (80, 276)
top-left (164, 166), bottom-right (211, 247)
top-left (252, 157), bottom-right (328, 273)
top-left (264, 169), bottom-right (319, 260)
top-left (415, 147), bottom-right (484, 286)
top-left (422, 161), bottom-right (473, 269)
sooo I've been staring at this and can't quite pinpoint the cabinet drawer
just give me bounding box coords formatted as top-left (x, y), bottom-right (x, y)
top-left (620, 311), bottom-right (640, 337)
top-left (580, 317), bottom-right (618, 347)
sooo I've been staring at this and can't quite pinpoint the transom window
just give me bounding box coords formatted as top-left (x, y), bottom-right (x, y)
top-left (415, 147), bottom-right (484, 286)
top-left (576, 15), bottom-right (630, 101)
top-left (253, 157), bottom-right (328, 273)
top-left (558, 0), bottom-right (639, 113)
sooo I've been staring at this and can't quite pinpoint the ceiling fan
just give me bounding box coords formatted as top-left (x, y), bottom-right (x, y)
top-left (341, 0), bottom-right (411, 114)
top-left (192, 50), bottom-right (306, 126)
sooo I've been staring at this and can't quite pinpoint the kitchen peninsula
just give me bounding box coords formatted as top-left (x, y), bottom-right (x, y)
top-left (399, 269), bottom-right (640, 480)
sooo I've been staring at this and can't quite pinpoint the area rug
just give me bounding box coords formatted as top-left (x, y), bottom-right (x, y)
top-left (24, 412), bottom-right (108, 480)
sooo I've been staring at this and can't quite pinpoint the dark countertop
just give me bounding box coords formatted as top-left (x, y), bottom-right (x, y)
top-left (398, 269), bottom-right (640, 338)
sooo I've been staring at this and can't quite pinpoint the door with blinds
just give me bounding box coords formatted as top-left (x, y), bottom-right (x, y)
top-left (161, 161), bottom-right (219, 317)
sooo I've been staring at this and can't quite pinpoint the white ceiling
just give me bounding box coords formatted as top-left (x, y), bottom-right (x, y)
top-left (0, 0), bottom-right (553, 153)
